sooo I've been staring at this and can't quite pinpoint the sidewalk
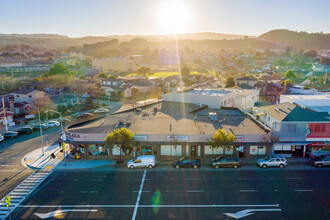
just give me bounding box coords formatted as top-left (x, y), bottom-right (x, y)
top-left (23, 145), bottom-right (117, 170)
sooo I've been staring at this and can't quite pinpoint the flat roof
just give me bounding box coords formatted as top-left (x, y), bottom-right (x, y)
top-left (68, 101), bottom-right (267, 136)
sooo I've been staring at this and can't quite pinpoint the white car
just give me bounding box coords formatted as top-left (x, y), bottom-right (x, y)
top-left (127, 155), bottom-right (156, 169)
top-left (94, 108), bottom-right (110, 114)
top-left (47, 121), bottom-right (60, 127)
top-left (257, 155), bottom-right (287, 168)
top-left (0, 135), bottom-right (4, 142)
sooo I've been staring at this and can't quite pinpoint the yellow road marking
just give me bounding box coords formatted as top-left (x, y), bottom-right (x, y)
top-left (45, 166), bottom-right (53, 169)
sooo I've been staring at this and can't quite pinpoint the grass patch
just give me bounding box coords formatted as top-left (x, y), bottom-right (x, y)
top-left (0, 71), bottom-right (46, 79)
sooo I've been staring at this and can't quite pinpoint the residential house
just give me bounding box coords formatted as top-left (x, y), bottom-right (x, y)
top-left (10, 89), bottom-right (46, 103)
top-left (101, 79), bottom-right (131, 98)
top-left (235, 76), bottom-right (257, 87)
top-left (50, 94), bottom-right (79, 107)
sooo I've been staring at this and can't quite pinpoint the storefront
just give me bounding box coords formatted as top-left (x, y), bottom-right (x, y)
top-left (306, 123), bottom-right (330, 157)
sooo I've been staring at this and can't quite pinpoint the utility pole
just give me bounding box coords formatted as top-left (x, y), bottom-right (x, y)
top-left (2, 97), bottom-right (8, 132)
top-left (37, 108), bottom-right (44, 156)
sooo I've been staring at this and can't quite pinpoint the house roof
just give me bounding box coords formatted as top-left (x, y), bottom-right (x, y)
top-left (11, 89), bottom-right (40, 95)
top-left (254, 81), bottom-right (268, 88)
top-left (236, 76), bottom-right (257, 81)
top-left (237, 83), bottom-right (253, 89)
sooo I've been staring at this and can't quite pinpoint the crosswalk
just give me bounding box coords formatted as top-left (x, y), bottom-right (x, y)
top-left (0, 171), bottom-right (52, 220)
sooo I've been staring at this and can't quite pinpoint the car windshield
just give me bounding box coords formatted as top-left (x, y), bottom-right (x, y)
top-left (264, 156), bottom-right (271, 161)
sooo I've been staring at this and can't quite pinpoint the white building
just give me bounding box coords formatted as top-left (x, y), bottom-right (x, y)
top-left (162, 88), bottom-right (259, 111)
top-left (280, 94), bottom-right (330, 114)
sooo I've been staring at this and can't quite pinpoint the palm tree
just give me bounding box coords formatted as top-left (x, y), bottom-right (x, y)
top-left (105, 128), bottom-right (134, 163)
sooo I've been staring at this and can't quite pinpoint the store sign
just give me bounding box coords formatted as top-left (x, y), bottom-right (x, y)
top-left (66, 132), bottom-right (81, 140)
top-left (166, 135), bottom-right (189, 141)
top-left (235, 135), bottom-right (244, 141)
top-left (134, 135), bottom-right (148, 141)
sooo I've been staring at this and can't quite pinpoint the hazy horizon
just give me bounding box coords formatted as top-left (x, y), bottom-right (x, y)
top-left (1, 0), bottom-right (329, 37)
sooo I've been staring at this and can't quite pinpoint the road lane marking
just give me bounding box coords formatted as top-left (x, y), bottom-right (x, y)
top-left (240, 190), bottom-right (258, 192)
top-left (237, 178), bottom-right (254, 180)
top-left (287, 177), bottom-right (303, 180)
top-left (19, 204), bottom-right (280, 208)
top-left (34, 209), bottom-right (98, 219)
top-left (295, 190), bottom-right (312, 192)
top-left (132, 170), bottom-right (147, 220)
top-left (186, 190), bottom-right (204, 193)
top-left (224, 208), bottom-right (281, 219)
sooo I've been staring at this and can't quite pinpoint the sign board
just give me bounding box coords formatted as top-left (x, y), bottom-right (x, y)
top-left (235, 135), bottom-right (244, 141)
top-left (98, 146), bottom-right (103, 152)
top-left (134, 135), bottom-right (148, 141)
top-left (65, 132), bottom-right (81, 141)
top-left (166, 135), bottom-right (189, 141)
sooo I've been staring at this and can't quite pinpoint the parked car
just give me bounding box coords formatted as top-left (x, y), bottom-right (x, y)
top-left (3, 131), bottom-right (19, 139)
top-left (0, 135), bottom-right (4, 142)
top-left (127, 155), bottom-right (156, 169)
top-left (257, 155), bottom-right (287, 168)
top-left (47, 121), bottom-right (60, 127)
top-left (59, 118), bottom-right (71, 124)
top-left (33, 124), bottom-right (48, 131)
top-left (211, 157), bottom-right (242, 169)
top-left (94, 108), bottom-right (110, 114)
top-left (76, 113), bottom-right (94, 119)
top-left (17, 127), bottom-right (33, 135)
top-left (310, 154), bottom-right (330, 168)
top-left (173, 157), bottom-right (201, 169)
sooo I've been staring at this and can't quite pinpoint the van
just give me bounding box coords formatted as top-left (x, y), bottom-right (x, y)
top-left (127, 155), bottom-right (156, 169)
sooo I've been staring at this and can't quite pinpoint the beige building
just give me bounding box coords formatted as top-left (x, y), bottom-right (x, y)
top-left (92, 57), bottom-right (139, 73)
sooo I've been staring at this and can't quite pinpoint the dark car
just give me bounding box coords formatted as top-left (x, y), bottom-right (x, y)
top-left (211, 157), bottom-right (242, 169)
top-left (173, 157), bottom-right (201, 169)
top-left (77, 113), bottom-right (94, 119)
top-left (3, 131), bottom-right (19, 139)
top-left (17, 127), bottom-right (33, 135)
top-left (32, 124), bottom-right (48, 131)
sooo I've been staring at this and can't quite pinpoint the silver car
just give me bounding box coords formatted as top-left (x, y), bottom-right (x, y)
top-left (257, 155), bottom-right (287, 168)
top-left (310, 155), bottom-right (330, 168)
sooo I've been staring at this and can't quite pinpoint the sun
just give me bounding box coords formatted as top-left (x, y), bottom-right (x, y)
top-left (157, 0), bottom-right (191, 35)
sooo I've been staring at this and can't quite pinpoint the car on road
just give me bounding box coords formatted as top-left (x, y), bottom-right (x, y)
top-left (257, 155), bottom-right (287, 168)
top-left (47, 120), bottom-right (60, 127)
top-left (0, 134), bottom-right (4, 142)
top-left (127, 155), bottom-right (156, 169)
top-left (59, 118), bottom-right (71, 124)
top-left (211, 157), bottom-right (242, 169)
top-left (310, 154), bottom-right (330, 168)
top-left (76, 113), bottom-right (94, 119)
top-left (3, 131), bottom-right (19, 139)
top-left (32, 124), bottom-right (48, 131)
top-left (17, 127), bottom-right (33, 135)
top-left (173, 157), bottom-right (201, 169)
top-left (94, 108), bottom-right (110, 114)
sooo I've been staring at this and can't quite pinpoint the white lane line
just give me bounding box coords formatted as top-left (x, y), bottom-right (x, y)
top-left (186, 190), bottom-right (204, 193)
top-left (184, 178), bottom-right (200, 181)
top-left (240, 190), bottom-right (258, 192)
top-left (295, 190), bottom-right (312, 192)
top-left (132, 170), bottom-right (147, 220)
top-left (237, 178), bottom-right (254, 180)
top-left (287, 177), bottom-right (303, 180)
top-left (19, 204), bottom-right (280, 208)
top-left (135, 178), bottom-right (150, 181)
top-left (132, 191), bottom-right (150, 193)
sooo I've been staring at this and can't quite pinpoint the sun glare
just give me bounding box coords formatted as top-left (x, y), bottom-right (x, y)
top-left (157, 0), bottom-right (191, 35)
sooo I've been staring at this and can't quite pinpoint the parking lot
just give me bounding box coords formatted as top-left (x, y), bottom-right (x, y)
top-left (10, 168), bottom-right (330, 219)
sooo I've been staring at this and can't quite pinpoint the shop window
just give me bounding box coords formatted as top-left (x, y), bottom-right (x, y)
top-left (204, 145), bottom-right (223, 155)
top-left (112, 145), bottom-right (125, 156)
top-left (161, 145), bottom-right (181, 156)
top-left (224, 148), bottom-right (233, 155)
top-left (321, 124), bottom-right (326, 132)
top-left (250, 145), bottom-right (266, 155)
top-left (88, 144), bottom-right (108, 156)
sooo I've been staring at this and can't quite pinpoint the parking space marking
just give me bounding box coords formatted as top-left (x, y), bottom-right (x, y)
top-left (186, 190), bottom-right (204, 193)
top-left (132, 170), bottom-right (147, 220)
top-left (294, 189), bottom-right (312, 192)
top-left (240, 190), bottom-right (258, 192)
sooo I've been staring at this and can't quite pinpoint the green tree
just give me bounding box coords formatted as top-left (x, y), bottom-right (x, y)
top-left (105, 128), bottom-right (135, 162)
top-left (280, 79), bottom-right (293, 87)
top-left (208, 129), bottom-right (235, 152)
top-left (136, 66), bottom-right (151, 76)
top-left (57, 104), bottom-right (68, 114)
top-left (181, 65), bottom-right (190, 77)
top-left (285, 70), bottom-right (296, 78)
top-left (98, 72), bottom-right (108, 79)
top-left (49, 63), bottom-right (71, 76)
top-left (225, 76), bottom-right (235, 88)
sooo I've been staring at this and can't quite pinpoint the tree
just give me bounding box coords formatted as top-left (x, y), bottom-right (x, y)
top-left (48, 63), bottom-right (71, 76)
top-left (57, 104), bottom-right (68, 114)
top-left (280, 79), bottom-right (293, 87)
top-left (285, 70), bottom-right (296, 79)
top-left (208, 129), bottom-right (235, 152)
top-left (98, 72), bottom-right (108, 79)
top-left (225, 76), bottom-right (235, 88)
top-left (105, 128), bottom-right (135, 162)
top-left (181, 65), bottom-right (190, 77)
top-left (136, 66), bottom-right (151, 76)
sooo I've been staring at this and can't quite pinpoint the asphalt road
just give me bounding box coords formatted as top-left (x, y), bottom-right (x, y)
top-left (10, 169), bottom-right (330, 219)
top-left (0, 126), bottom-right (62, 199)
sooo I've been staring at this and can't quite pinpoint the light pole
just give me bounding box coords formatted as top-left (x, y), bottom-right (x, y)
top-left (45, 109), bottom-right (63, 135)
top-left (30, 106), bottom-right (44, 156)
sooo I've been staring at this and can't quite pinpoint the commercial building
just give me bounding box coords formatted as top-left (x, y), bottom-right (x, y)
top-left (65, 101), bottom-right (269, 160)
top-left (280, 94), bottom-right (330, 114)
top-left (162, 88), bottom-right (259, 111)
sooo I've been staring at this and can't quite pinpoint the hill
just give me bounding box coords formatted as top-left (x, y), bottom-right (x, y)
top-left (258, 29), bottom-right (330, 49)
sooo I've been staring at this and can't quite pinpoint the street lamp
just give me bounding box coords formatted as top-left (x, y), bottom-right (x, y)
top-left (29, 106), bottom-right (44, 156)
top-left (44, 109), bottom-right (63, 135)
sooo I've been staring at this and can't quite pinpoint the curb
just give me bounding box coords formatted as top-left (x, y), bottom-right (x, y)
top-left (22, 148), bottom-right (61, 170)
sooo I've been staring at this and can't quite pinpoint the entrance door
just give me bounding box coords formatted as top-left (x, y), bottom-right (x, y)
top-left (191, 145), bottom-right (197, 158)
top-left (141, 145), bottom-right (152, 155)
top-left (293, 145), bottom-right (304, 157)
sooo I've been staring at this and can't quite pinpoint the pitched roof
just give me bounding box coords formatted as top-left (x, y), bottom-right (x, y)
top-left (236, 76), bottom-right (257, 81)
top-left (237, 83), bottom-right (253, 89)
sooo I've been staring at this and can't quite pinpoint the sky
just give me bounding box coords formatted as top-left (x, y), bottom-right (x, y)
top-left (1, 0), bottom-right (329, 37)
